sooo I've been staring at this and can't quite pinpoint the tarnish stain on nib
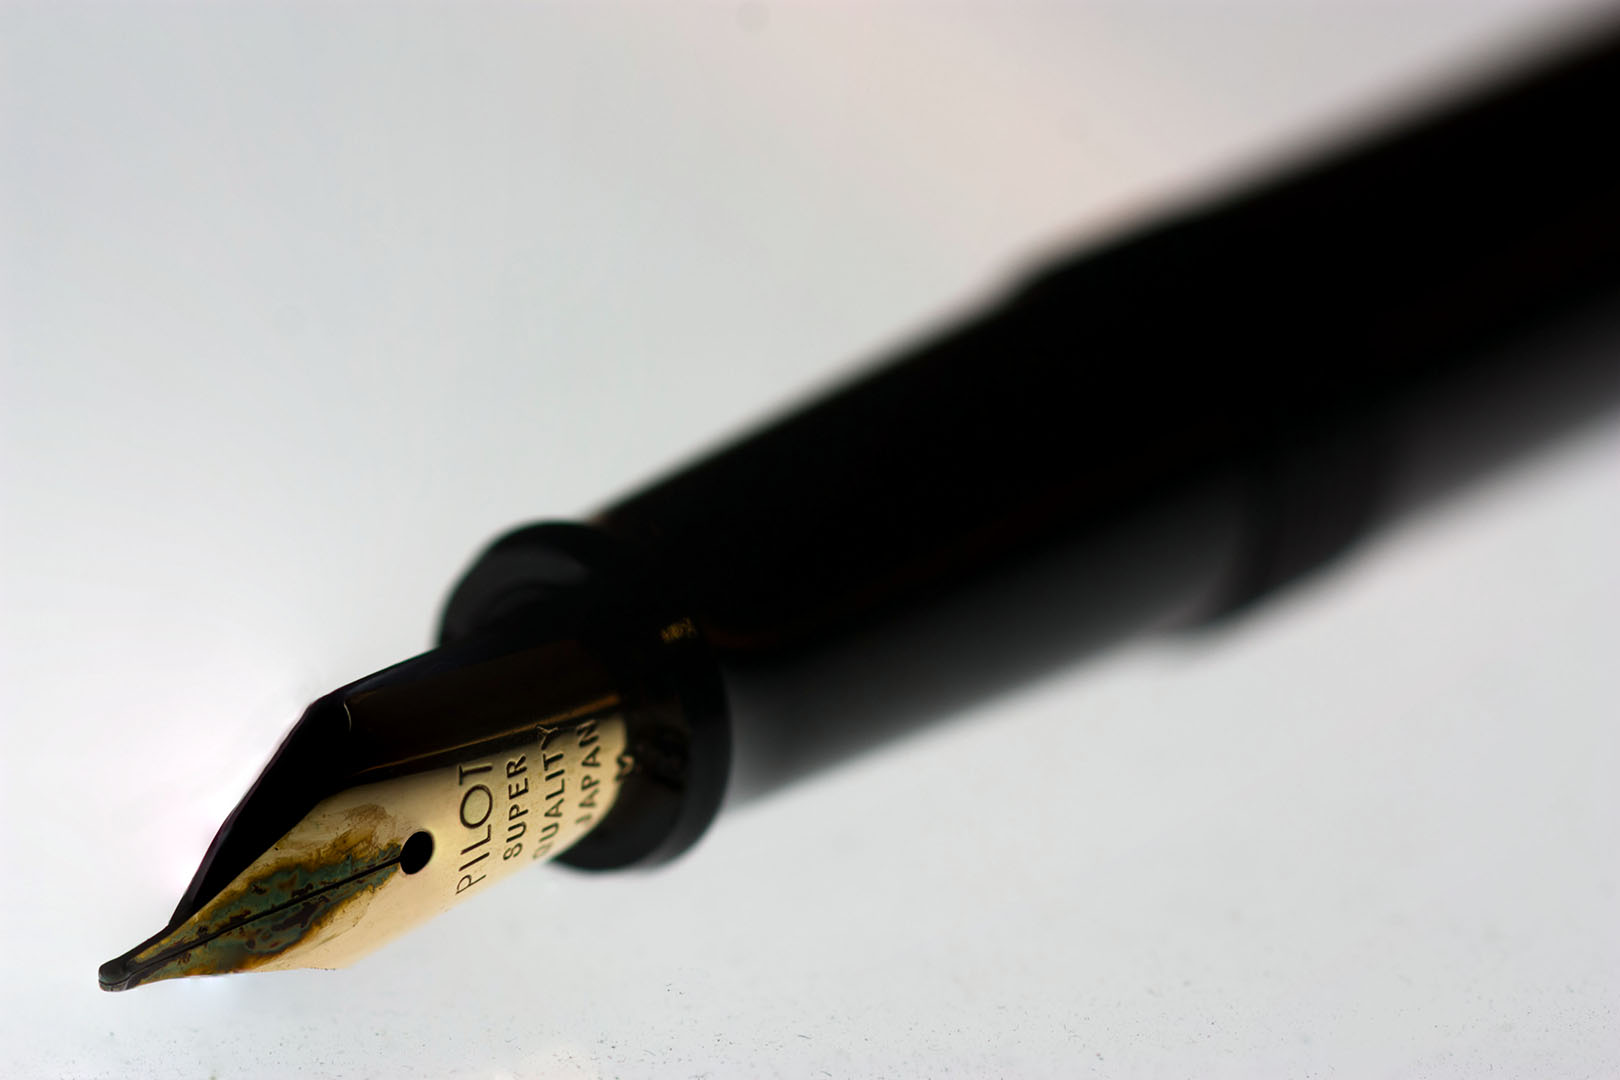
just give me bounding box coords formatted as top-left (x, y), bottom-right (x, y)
top-left (105, 807), bottom-right (403, 990)
top-left (136, 860), bottom-right (399, 985)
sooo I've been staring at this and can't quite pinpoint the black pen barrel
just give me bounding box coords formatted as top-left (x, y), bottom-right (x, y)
top-left (592, 31), bottom-right (1620, 802)
top-left (444, 29), bottom-right (1620, 851)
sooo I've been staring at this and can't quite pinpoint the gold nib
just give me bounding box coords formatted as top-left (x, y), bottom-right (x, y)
top-left (100, 621), bottom-right (631, 991)
top-left (100, 720), bottom-right (624, 990)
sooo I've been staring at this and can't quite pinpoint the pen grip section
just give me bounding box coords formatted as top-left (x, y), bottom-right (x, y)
top-left (440, 523), bottom-right (730, 869)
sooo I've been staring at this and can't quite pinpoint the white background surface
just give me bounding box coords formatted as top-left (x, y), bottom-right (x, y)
top-left (3, 3), bottom-right (1618, 1077)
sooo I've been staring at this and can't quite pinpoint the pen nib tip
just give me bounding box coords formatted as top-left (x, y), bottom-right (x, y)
top-left (98, 933), bottom-right (168, 993)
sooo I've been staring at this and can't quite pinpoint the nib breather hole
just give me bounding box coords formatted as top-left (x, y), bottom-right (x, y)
top-left (401, 831), bottom-right (434, 874)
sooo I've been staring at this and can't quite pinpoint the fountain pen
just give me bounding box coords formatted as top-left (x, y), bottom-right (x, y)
top-left (101, 26), bottom-right (1620, 991)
